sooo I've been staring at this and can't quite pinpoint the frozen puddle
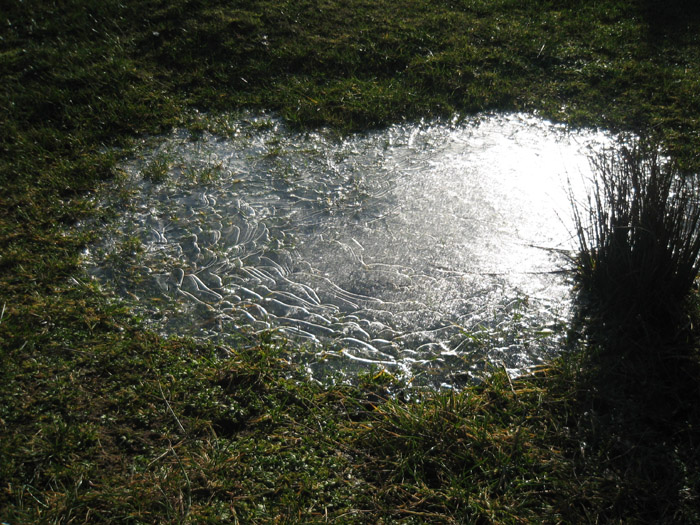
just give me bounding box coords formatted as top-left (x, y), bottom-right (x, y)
top-left (85, 112), bottom-right (610, 388)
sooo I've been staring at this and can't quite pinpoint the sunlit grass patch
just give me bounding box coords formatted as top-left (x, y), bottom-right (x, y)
top-left (353, 365), bottom-right (584, 522)
top-left (141, 152), bottom-right (172, 184)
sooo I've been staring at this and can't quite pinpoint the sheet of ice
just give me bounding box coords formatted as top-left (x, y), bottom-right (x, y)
top-left (84, 112), bottom-right (611, 387)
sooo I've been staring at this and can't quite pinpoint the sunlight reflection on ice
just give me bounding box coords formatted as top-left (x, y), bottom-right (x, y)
top-left (85, 112), bottom-right (612, 388)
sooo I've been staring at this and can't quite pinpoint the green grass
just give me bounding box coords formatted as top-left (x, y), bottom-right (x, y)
top-left (3, 0), bottom-right (700, 522)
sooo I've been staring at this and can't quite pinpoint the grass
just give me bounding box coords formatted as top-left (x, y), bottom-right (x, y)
top-left (2, 0), bottom-right (700, 522)
top-left (571, 139), bottom-right (700, 343)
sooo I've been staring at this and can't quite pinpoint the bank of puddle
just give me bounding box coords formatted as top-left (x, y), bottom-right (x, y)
top-left (84, 112), bottom-right (612, 388)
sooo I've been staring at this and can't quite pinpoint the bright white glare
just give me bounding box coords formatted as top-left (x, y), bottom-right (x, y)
top-left (85, 112), bottom-right (611, 387)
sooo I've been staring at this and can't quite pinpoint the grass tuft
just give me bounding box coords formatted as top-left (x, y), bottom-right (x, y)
top-left (571, 139), bottom-right (700, 343)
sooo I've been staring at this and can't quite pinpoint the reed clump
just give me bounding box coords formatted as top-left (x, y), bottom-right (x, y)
top-left (572, 140), bottom-right (700, 342)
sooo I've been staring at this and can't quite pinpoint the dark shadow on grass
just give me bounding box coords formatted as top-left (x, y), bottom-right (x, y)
top-left (637, 0), bottom-right (700, 40)
top-left (562, 325), bottom-right (700, 522)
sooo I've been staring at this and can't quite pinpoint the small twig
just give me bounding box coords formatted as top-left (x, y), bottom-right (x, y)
top-left (22, 484), bottom-right (49, 508)
top-left (396, 508), bottom-right (457, 519)
top-left (500, 361), bottom-right (517, 398)
top-left (147, 447), bottom-right (173, 468)
top-left (158, 381), bottom-right (186, 434)
top-left (169, 442), bottom-right (192, 521)
top-left (0, 303), bottom-right (5, 325)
